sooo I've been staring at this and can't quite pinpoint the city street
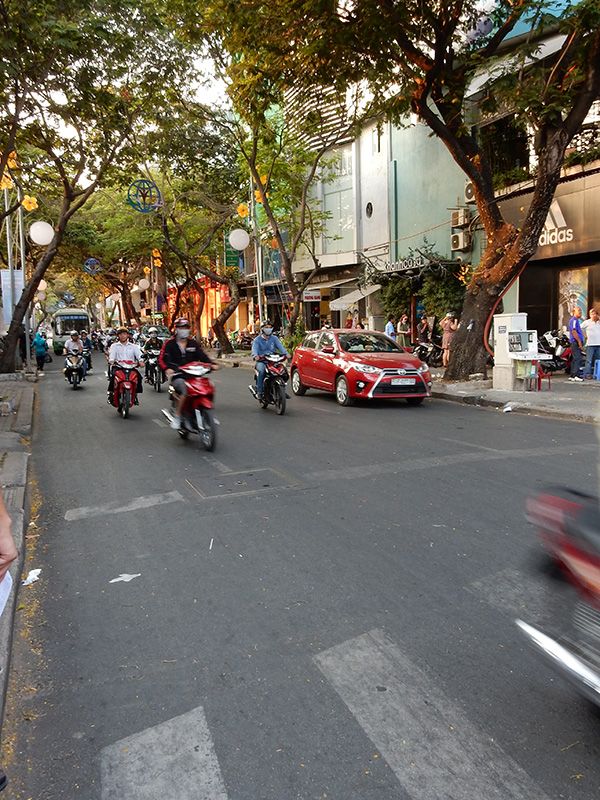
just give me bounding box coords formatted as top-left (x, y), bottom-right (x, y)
top-left (7, 358), bottom-right (600, 799)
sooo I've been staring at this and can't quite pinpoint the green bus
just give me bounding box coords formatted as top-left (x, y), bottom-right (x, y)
top-left (51, 308), bottom-right (91, 354)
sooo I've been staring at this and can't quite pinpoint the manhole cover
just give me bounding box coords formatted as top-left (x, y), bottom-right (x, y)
top-left (185, 468), bottom-right (301, 499)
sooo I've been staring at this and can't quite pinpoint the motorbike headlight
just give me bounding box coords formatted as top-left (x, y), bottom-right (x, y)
top-left (353, 363), bottom-right (381, 375)
top-left (417, 363), bottom-right (430, 373)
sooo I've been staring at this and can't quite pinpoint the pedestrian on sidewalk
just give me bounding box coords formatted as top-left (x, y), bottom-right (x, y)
top-left (396, 313), bottom-right (411, 349)
top-left (582, 308), bottom-right (600, 379)
top-left (33, 331), bottom-right (48, 374)
top-left (440, 312), bottom-right (458, 368)
top-left (385, 314), bottom-right (396, 340)
top-left (417, 315), bottom-right (430, 342)
top-left (568, 306), bottom-right (584, 382)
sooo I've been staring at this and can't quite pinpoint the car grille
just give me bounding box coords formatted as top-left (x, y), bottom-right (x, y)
top-left (373, 382), bottom-right (425, 396)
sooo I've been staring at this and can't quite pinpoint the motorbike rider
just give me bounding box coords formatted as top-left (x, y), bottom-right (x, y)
top-left (143, 326), bottom-right (163, 382)
top-left (80, 330), bottom-right (93, 371)
top-left (251, 320), bottom-right (290, 400)
top-left (159, 317), bottom-right (218, 429)
top-left (63, 330), bottom-right (86, 380)
top-left (107, 326), bottom-right (143, 399)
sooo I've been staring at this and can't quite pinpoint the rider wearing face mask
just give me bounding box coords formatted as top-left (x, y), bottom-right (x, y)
top-left (251, 320), bottom-right (290, 400)
top-left (159, 317), bottom-right (218, 428)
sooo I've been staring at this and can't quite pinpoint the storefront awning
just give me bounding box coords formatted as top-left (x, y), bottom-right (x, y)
top-left (304, 277), bottom-right (357, 291)
top-left (329, 284), bottom-right (381, 311)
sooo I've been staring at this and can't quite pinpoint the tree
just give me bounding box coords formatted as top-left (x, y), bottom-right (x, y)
top-left (193, 0), bottom-right (600, 377)
top-left (0, 0), bottom-right (191, 370)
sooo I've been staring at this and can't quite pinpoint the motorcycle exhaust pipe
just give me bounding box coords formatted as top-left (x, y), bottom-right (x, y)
top-left (161, 409), bottom-right (175, 424)
top-left (248, 385), bottom-right (258, 398)
top-left (516, 619), bottom-right (600, 706)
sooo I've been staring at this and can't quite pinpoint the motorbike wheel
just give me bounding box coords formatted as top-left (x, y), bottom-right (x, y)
top-left (260, 385), bottom-right (269, 410)
top-left (154, 371), bottom-right (161, 393)
top-left (430, 349), bottom-right (443, 368)
top-left (178, 428), bottom-right (189, 440)
top-left (200, 409), bottom-right (216, 451)
top-left (72, 373), bottom-right (79, 390)
top-left (291, 368), bottom-right (306, 396)
top-left (335, 375), bottom-right (354, 406)
top-left (121, 389), bottom-right (130, 418)
top-left (274, 384), bottom-right (286, 416)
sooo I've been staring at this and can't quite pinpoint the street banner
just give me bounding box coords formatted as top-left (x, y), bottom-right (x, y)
top-left (0, 269), bottom-right (24, 325)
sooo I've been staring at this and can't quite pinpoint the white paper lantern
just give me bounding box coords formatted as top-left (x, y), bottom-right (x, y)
top-left (228, 228), bottom-right (250, 251)
top-left (29, 221), bottom-right (54, 246)
top-left (138, 278), bottom-right (150, 290)
top-left (36, 291), bottom-right (46, 301)
top-left (38, 279), bottom-right (47, 291)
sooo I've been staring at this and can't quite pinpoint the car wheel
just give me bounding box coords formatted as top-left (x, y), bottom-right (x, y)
top-left (291, 368), bottom-right (306, 396)
top-left (406, 397), bottom-right (424, 406)
top-left (335, 375), bottom-right (354, 406)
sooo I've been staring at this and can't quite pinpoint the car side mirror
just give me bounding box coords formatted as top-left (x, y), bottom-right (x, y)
top-left (322, 345), bottom-right (335, 354)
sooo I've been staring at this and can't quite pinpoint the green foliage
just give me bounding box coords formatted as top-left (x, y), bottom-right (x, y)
top-left (379, 269), bottom-right (465, 333)
top-left (282, 317), bottom-right (307, 354)
top-left (379, 280), bottom-right (412, 320)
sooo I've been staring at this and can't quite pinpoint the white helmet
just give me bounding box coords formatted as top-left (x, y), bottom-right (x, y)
top-left (148, 327), bottom-right (158, 335)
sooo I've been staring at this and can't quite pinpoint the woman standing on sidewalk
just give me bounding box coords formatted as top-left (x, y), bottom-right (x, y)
top-left (33, 332), bottom-right (48, 374)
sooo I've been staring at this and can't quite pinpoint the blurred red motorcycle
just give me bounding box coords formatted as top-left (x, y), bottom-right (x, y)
top-left (161, 361), bottom-right (217, 450)
top-left (517, 488), bottom-right (600, 706)
top-left (109, 360), bottom-right (141, 418)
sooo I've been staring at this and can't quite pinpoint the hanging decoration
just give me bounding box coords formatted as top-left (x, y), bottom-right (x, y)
top-left (84, 258), bottom-right (102, 275)
top-left (126, 179), bottom-right (162, 213)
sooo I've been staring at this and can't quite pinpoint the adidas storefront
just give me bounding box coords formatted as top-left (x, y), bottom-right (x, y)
top-left (499, 165), bottom-right (600, 334)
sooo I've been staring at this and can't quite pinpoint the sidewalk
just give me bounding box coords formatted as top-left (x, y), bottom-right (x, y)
top-left (219, 352), bottom-right (600, 422)
top-left (0, 373), bottom-right (34, 728)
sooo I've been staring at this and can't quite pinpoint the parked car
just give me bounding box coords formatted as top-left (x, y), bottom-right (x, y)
top-left (291, 329), bottom-right (432, 406)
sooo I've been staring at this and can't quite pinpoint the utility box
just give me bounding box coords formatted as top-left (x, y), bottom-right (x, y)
top-left (493, 312), bottom-right (528, 389)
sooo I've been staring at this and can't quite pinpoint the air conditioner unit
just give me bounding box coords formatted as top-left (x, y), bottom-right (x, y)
top-left (465, 180), bottom-right (476, 204)
top-left (451, 208), bottom-right (470, 228)
top-left (451, 231), bottom-right (471, 251)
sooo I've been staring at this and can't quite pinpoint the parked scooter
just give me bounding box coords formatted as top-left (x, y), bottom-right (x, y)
top-left (63, 352), bottom-right (85, 389)
top-left (412, 339), bottom-right (444, 368)
top-left (538, 330), bottom-right (571, 373)
top-left (108, 359), bottom-right (141, 418)
top-left (161, 362), bottom-right (217, 450)
top-left (248, 353), bottom-right (290, 415)
top-left (517, 488), bottom-right (600, 707)
top-left (143, 348), bottom-right (163, 392)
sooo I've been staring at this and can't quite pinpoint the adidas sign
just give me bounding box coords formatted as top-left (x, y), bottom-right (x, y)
top-left (538, 199), bottom-right (574, 247)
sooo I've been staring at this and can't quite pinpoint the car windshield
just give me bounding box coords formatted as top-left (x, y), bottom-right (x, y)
top-left (338, 333), bottom-right (402, 353)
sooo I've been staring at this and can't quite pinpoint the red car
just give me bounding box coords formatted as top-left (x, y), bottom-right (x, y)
top-left (291, 329), bottom-right (432, 406)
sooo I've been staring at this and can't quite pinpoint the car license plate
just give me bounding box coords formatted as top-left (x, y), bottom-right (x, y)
top-left (391, 377), bottom-right (416, 386)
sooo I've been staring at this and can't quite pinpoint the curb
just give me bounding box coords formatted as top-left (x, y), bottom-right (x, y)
top-left (0, 379), bottom-right (34, 731)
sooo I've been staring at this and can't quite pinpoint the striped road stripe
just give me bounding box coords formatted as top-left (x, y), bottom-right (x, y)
top-left (100, 706), bottom-right (228, 799)
top-left (314, 629), bottom-right (550, 800)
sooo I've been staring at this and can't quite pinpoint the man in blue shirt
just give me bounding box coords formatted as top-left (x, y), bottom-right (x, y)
top-left (568, 306), bottom-right (584, 382)
top-left (251, 321), bottom-right (290, 399)
top-left (385, 314), bottom-right (396, 340)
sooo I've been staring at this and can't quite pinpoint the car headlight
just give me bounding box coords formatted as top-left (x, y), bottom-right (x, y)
top-left (417, 363), bottom-right (430, 373)
top-left (353, 363), bottom-right (381, 374)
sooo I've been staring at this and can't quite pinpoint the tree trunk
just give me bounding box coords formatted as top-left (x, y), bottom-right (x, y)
top-left (212, 278), bottom-right (240, 354)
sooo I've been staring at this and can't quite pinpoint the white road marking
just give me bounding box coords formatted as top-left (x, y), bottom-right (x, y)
top-left (203, 454), bottom-right (232, 473)
top-left (153, 418), bottom-right (168, 428)
top-left (100, 706), bottom-right (228, 799)
top-left (441, 437), bottom-right (500, 452)
top-left (64, 490), bottom-right (184, 522)
top-left (314, 629), bottom-right (550, 800)
top-left (305, 443), bottom-right (596, 482)
top-left (466, 567), bottom-right (553, 625)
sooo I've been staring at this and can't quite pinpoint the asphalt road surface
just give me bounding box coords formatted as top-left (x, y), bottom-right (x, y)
top-left (7, 356), bottom-right (600, 799)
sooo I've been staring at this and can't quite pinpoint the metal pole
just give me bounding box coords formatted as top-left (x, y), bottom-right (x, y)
top-left (17, 185), bottom-right (32, 371)
top-left (251, 179), bottom-right (264, 326)
top-left (4, 188), bottom-right (15, 321)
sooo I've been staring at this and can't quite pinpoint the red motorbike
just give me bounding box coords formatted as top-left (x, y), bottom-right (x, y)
top-left (109, 360), bottom-right (142, 418)
top-left (161, 362), bottom-right (217, 450)
top-left (517, 488), bottom-right (600, 706)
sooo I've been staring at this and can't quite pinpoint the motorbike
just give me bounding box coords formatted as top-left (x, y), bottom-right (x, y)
top-left (412, 339), bottom-right (444, 368)
top-left (108, 359), bottom-right (141, 418)
top-left (538, 330), bottom-right (571, 373)
top-left (82, 347), bottom-right (92, 372)
top-left (248, 353), bottom-right (290, 415)
top-left (517, 487), bottom-right (600, 707)
top-left (161, 362), bottom-right (217, 450)
top-left (63, 352), bottom-right (85, 389)
top-left (143, 348), bottom-right (163, 392)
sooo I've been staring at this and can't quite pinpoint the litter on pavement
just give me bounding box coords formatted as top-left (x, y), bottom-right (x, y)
top-left (22, 569), bottom-right (41, 586)
top-left (109, 573), bottom-right (141, 584)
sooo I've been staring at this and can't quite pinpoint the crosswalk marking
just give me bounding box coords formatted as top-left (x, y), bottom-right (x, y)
top-left (466, 567), bottom-right (553, 626)
top-left (100, 706), bottom-right (228, 799)
top-left (314, 629), bottom-right (550, 800)
top-left (64, 490), bottom-right (184, 521)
